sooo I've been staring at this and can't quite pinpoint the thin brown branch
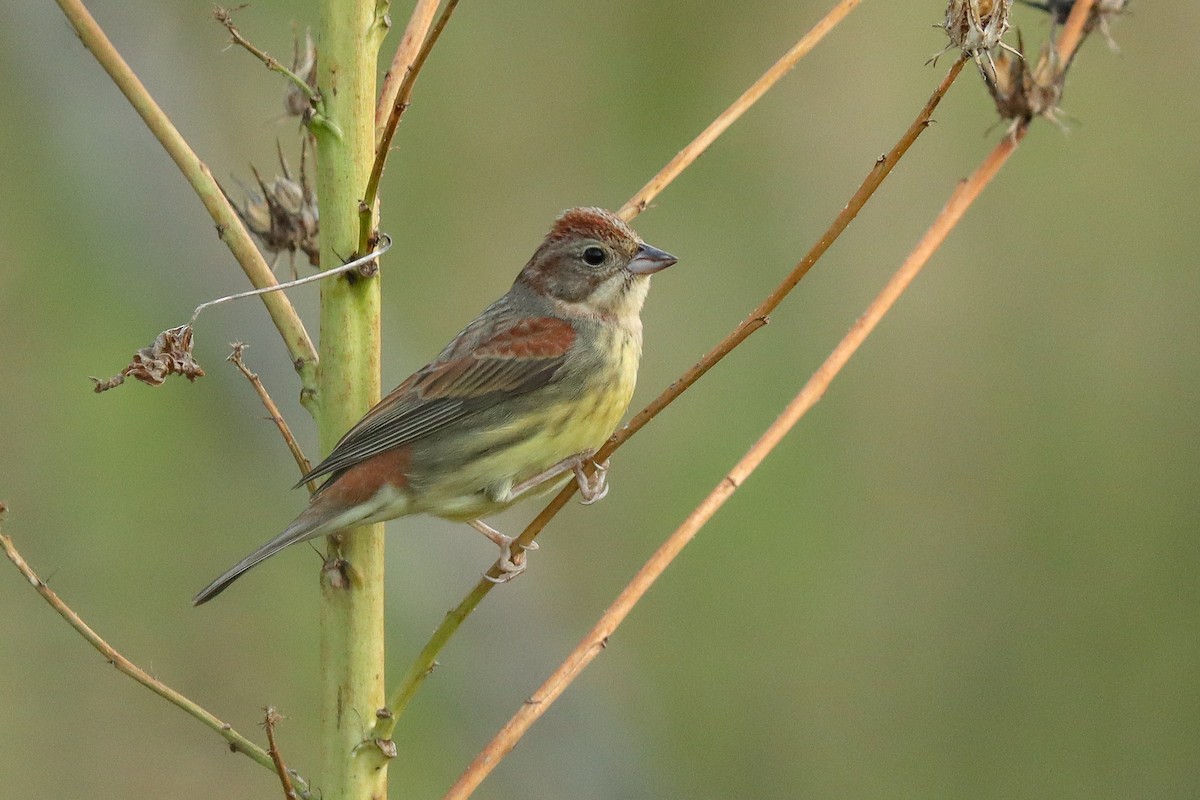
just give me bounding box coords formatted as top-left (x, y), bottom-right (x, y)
top-left (446, 6), bottom-right (1105, 795)
top-left (510, 54), bottom-right (968, 556)
top-left (359, 0), bottom-right (460, 253)
top-left (1056, 0), bottom-right (1097, 63)
top-left (213, 6), bottom-right (318, 102)
top-left (375, 0), bottom-right (443, 136)
top-left (618, 0), bottom-right (863, 222)
top-left (0, 525), bottom-right (312, 798)
top-left (370, 55), bottom-right (968, 746)
top-left (445, 128), bottom-right (1028, 800)
top-left (53, 0), bottom-right (319, 403)
top-left (262, 707), bottom-right (300, 800)
top-left (228, 343), bottom-right (316, 491)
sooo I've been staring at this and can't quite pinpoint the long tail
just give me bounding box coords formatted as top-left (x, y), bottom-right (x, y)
top-left (192, 510), bottom-right (329, 605)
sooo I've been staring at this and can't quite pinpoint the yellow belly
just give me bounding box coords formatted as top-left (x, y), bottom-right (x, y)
top-left (423, 325), bottom-right (640, 521)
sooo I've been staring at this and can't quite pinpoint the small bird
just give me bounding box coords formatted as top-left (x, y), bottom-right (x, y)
top-left (193, 207), bottom-right (677, 604)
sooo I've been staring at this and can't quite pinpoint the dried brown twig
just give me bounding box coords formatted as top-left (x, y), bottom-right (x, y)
top-left (0, 519), bottom-right (312, 798)
top-left (360, 0), bottom-right (461, 253)
top-left (262, 707), bottom-right (300, 800)
top-left (213, 6), bottom-right (320, 107)
top-left (375, 0), bottom-right (443, 136)
top-left (228, 343), bottom-right (316, 492)
top-left (618, 0), bottom-right (864, 221)
top-left (445, 2), bottom-right (1108, 795)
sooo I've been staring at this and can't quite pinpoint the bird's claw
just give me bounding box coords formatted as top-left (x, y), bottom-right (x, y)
top-left (575, 458), bottom-right (610, 505)
top-left (470, 519), bottom-right (537, 583)
top-left (482, 535), bottom-right (537, 584)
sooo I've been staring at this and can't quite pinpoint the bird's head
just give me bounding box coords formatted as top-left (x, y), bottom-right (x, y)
top-left (517, 207), bottom-right (677, 322)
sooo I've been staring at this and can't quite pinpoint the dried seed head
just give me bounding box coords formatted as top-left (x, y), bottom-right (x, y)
top-left (983, 34), bottom-right (1067, 132)
top-left (285, 27), bottom-right (318, 120)
top-left (944, 0), bottom-right (1014, 55)
top-left (234, 139), bottom-right (320, 277)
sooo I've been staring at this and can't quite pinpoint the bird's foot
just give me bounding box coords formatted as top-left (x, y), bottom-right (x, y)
top-left (470, 519), bottom-right (537, 583)
top-left (575, 458), bottom-right (610, 505)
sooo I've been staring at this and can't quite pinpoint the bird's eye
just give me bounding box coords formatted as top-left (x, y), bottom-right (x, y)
top-left (582, 246), bottom-right (606, 266)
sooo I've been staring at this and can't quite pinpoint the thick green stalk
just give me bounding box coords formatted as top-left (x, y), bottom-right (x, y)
top-left (313, 0), bottom-right (391, 798)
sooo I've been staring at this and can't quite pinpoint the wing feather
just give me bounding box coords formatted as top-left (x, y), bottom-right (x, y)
top-left (297, 311), bottom-right (575, 486)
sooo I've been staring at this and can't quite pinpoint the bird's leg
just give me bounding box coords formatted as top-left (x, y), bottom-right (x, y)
top-left (469, 519), bottom-right (538, 583)
top-left (499, 450), bottom-right (606, 503)
top-left (574, 457), bottom-right (609, 505)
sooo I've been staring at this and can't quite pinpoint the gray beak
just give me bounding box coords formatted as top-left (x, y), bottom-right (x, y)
top-left (627, 242), bottom-right (678, 275)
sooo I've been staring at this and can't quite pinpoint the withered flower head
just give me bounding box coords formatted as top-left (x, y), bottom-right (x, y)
top-left (233, 139), bottom-right (320, 277)
top-left (944, 0), bottom-right (1014, 55)
top-left (983, 34), bottom-right (1067, 132)
top-left (92, 325), bottom-right (205, 393)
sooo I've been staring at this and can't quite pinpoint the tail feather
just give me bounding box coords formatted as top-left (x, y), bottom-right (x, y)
top-left (192, 514), bottom-right (327, 605)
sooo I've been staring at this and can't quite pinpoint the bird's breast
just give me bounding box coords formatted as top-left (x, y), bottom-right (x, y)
top-left (411, 321), bottom-right (642, 520)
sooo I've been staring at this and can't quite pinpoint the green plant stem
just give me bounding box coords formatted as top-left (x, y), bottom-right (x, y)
top-left (53, 0), bottom-right (319, 406)
top-left (371, 50), bottom-right (969, 747)
top-left (0, 531), bottom-right (312, 799)
top-left (377, 581), bottom-right (491, 731)
top-left (313, 0), bottom-right (392, 796)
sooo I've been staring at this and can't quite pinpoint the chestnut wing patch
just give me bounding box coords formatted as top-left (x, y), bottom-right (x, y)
top-left (298, 316), bottom-right (575, 485)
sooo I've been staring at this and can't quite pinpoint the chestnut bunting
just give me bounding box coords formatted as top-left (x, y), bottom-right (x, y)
top-left (193, 207), bottom-right (677, 604)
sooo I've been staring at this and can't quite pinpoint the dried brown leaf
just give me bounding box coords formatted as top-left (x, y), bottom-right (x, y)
top-left (91, 325), bottom-right (205, 393)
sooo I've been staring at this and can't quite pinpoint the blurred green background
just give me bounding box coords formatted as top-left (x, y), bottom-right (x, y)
top-left (3, 1), bottom-right (1198, 798)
